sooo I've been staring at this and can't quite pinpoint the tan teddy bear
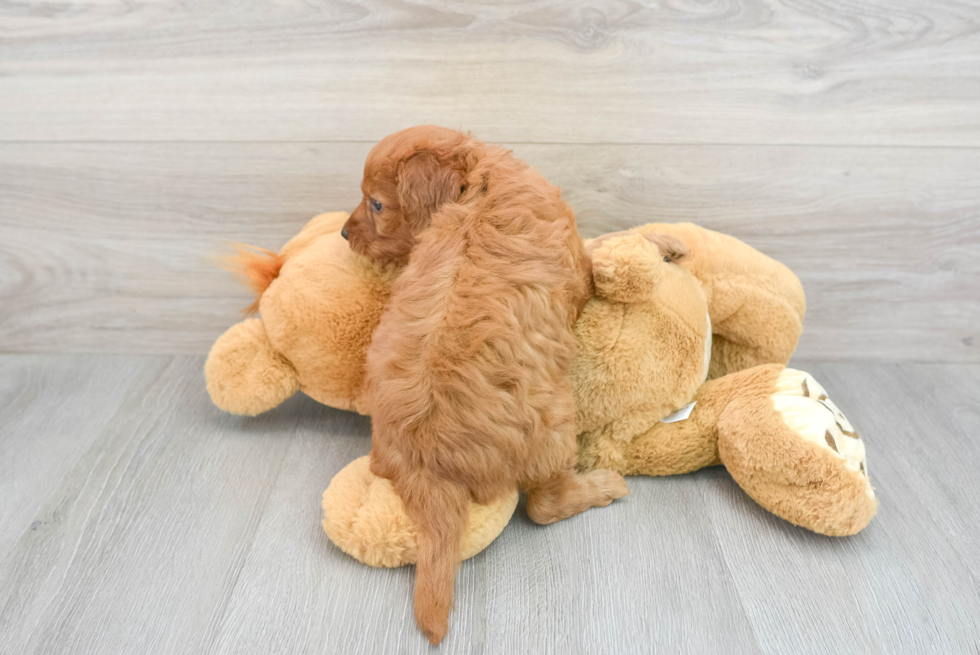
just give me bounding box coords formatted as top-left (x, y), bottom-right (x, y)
top-left (206, 213), bottom-right (876, 566)
top-left (574, 232), bottom-right (875, 537)
top-left (206, 212), bottom-right (394, 416)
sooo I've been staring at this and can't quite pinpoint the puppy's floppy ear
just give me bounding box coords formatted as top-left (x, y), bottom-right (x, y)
top-left (396, 152), bottom-right (464, 233)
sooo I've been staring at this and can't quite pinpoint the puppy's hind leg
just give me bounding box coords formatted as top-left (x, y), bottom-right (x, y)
top-left (525, 468), bottom-right (630, 525)
top-left (522, 383), bottom-right (630, 525)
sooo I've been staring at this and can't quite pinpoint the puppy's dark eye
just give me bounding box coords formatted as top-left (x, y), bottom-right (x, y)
top-left (370, 199), bottom-right (383, 212)
top-left (663, 256), bottom-right (671, 263)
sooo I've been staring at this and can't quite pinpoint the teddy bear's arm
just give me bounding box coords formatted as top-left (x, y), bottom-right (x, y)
top-left (589, 233), bottom-right (667, 303)
top-left (322, 457), bottom-right (518, 568)
top-left (205, 318), bottom-right (300, 416)
top-left (707, 276), bottom-right (805, 378)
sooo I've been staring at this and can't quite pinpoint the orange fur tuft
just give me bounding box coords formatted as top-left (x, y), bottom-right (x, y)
top-left (219, 244), bottom-right (285, 315)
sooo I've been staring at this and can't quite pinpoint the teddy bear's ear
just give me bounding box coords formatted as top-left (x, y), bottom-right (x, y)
top-left (644, 233), bottom-right (689, 263)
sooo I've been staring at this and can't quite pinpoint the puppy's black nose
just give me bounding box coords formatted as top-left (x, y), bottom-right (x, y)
top-left (341, 227), bottom-right (349, 240)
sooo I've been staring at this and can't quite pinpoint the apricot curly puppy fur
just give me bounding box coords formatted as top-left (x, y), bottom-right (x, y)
top-left (346, 126), bottom-right (630, 644)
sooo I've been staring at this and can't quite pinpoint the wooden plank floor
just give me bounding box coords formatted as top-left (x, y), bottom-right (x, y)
top-left (1, 355), bottom-right (977, 654)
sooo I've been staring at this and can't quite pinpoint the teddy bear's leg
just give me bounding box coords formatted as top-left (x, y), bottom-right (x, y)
top-left (321, 457), bottom-right (519, 568)
top-left (706, 278), bottom-right (804, 379)
top-left (205, 318), bottom-right (301, 416)
top-left (617, 405), bottom-right (721, 477)
top-left (611, 372), bottom-right (752, 476)
top-left (716, 365), bottom-right (877, 536)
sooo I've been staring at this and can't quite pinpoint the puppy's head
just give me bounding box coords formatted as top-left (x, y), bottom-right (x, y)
top-left (343, 126), bottom-right (475, 264)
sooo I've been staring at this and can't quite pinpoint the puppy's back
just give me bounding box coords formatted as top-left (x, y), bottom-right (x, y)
top-left (368, 146), bottom-right (588, 485)
top-left (365, 144), bottom-right (590, 644)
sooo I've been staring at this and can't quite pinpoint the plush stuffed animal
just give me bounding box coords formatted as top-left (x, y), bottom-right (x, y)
top-left (206, 213), bottom-right (877, 566)
top-left (206, 212), bottom-right (395, 417)
top-left (572, 231), bottom-right (875, 537)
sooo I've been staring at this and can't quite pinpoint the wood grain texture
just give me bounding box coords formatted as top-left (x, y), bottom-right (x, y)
top-left (1, 0), bottom-right (979, 145)
top-left (2, 142), bottom-right (977, 361)
top-left (0, 355), bottom-right (978, 654)
top-left (0, 355), bottom-right (298, 653)
top-left (706, 360), bottom-right (980, 654)
top-left (0, 355), bottom-right (167, 560)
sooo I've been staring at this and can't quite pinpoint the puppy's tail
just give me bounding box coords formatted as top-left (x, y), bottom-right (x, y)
top-left (219, 244), bottom-right (285, 315)
top-left (403, 479), bottom-right (469, 646)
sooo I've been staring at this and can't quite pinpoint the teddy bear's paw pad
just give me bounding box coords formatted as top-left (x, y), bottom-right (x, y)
top-left (772, 369), bottom-right (873, 499)
top-left (321, 457), bottom-right (518, 568)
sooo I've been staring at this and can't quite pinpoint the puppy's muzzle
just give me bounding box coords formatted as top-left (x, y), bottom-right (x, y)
top-left (341, 227), bottom-right (349, 240)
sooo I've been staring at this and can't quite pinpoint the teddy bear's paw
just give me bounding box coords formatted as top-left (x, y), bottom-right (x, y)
top-left (205, 318), bottom-right (300, 416)
top-left (771, 369), bottom-right (872, 498)
top-left (590, 233), bottom-right (667, 303)
top-left (322, 457), bottom-right (518, 568)
top-left (717, 365), bottom-right (877, 536)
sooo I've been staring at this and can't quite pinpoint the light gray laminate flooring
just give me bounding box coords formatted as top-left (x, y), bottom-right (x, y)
top-left (1, 355), bottom-right (977, 654)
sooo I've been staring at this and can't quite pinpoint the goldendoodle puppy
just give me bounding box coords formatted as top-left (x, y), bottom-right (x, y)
top-left (348, 126), bottom-right (630, 644)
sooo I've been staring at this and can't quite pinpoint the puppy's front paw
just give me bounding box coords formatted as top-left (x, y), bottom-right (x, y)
top-left (584, 468), bottom-right (631, 506)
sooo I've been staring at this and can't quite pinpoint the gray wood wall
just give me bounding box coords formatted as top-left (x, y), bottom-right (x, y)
top-left (2, 0), bottom-right (979, 361)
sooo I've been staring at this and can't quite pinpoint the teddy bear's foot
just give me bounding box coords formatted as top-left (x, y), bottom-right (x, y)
top-left (321, 457), bottom-right (519, 568)
top-left (770, 369), bottom-right (872, 484)
top-left (718, 367), bottom-right (877, 536)
top-left (205, 318), bottom-right (300, 416)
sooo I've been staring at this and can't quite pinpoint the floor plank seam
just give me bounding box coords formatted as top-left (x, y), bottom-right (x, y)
top-left (198, 422), bottom-right (298, 655)
top-left (4, 140), bottom-right (980, 150)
